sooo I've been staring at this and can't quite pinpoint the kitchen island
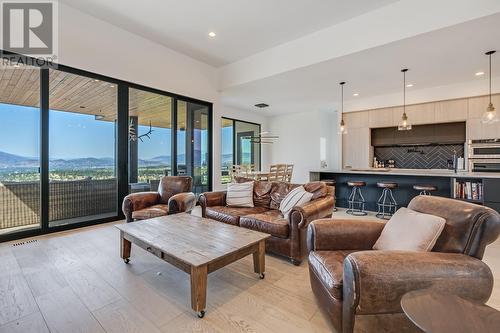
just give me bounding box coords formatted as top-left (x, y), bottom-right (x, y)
top-left (310, 169), bottom-right (500, 212)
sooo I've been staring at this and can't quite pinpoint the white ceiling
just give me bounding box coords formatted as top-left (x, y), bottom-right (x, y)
top-left (221, 13), bottom-right (500, 115)
top-left (58, 0), bottom-right (398, 67)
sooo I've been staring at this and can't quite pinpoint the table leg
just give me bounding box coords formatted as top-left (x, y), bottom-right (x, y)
top-left (120, 231), bottom-right (131, 263)
top-left (190, 265), bottom-right (208, 318)
top-left (253, 240), bottom-right (265, 279)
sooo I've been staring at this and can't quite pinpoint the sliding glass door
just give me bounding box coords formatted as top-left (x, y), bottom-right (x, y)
top-left (0, 63), bottom-right (41, 234)
top-left (128, 88), bottom-right (172, 192)
top-left (48, 69), bottom-right (118, 227)
top-left (176, 100), bottom-right (211, 195)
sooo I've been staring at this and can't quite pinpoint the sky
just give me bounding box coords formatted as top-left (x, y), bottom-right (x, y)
top-left (0, 103), bottom-right (224, 160)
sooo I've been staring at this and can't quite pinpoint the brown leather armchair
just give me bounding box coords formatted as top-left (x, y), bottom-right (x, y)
top-left (122, 176), bottom-right (196, 222)
top-left (307, 195), bottom-right (500, 333)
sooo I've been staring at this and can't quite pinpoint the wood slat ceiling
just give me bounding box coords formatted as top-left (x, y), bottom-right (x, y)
top-left (0, 65), bottom-right (173, 129)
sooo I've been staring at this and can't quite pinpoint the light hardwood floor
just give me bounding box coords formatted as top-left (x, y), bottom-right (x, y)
top-left (0, 208), bottom-right (499, 333)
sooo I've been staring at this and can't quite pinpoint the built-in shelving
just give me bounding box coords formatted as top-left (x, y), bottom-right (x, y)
top-left (452, 178), bottom-right (484, 204)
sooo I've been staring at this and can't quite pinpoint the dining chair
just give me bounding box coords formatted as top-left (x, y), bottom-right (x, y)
top-left (285, 164), bottom-right (294, 183)
top-left (269, 164), bottom-right (287, 181)
top-left (230, 165), bottom-right (242, 181)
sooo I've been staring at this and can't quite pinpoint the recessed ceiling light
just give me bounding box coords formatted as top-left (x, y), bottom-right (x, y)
top-left (353, 93), bottom-right (359, 97)
top-left (406, 83), bottom-right (414, 87)
top-left (255, 103), bottom-right (269, 109)
top-left (110, 85), bottom-right (115, 88)
top-left (208, 32), bottom-right (216, 37)
top-left (475, 71), bottom-right (485, 76)
top-left (94, 79), bottom-right (100, 82)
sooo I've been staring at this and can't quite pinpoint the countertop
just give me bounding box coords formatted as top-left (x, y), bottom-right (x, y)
top-left (310, 168), bottom-right (500, 179)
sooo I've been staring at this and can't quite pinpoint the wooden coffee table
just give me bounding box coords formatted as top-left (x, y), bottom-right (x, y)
top-left (401, 289), bottom-right (500, 333)
top-left (115, 213), bottom-right (270, 318)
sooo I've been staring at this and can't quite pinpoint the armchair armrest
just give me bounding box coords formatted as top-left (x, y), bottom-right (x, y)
top-left (307, 218), bottom-right (385, 252)
top-left (343, 251), bottom-right (494, 317)
top-left (290, 195), bottom-right (334, 229)
top-left (168, 192), bottom-right (196, 214)
top-left (198, 191), bottom-right (227, 217)
top-left (122, 191), bottom-right (160, 222)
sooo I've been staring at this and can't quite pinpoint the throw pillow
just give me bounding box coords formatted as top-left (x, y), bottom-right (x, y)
top-left (279, 186), bottom-right (314, 219)
top-left (226, 182), bottom-right (254, 207)
top-left (373, 207), bottom-right (446, 251)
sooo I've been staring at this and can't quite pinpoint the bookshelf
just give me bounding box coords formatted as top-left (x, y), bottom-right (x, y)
top-left (452, 178), bottom-right (484, 204)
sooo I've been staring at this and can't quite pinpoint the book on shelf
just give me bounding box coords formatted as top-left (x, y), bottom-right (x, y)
top-left (454, 180), bottom-right (483, 201)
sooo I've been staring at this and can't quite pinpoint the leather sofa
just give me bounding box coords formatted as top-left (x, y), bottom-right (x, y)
top-left (307, 195), bottom-right (500, 333)
top-left (199, 179), bottom-right (334, 265)
top-left (122, 176), bottom-right (196, 222)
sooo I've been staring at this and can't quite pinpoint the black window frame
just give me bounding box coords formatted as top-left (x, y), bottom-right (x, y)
top-left (220, 117), bottom-right (262, 184)
top-left (0, 50), bottom-right (213, 242)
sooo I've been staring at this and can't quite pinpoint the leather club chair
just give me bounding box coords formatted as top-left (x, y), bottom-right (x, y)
top-left (122, 176), bottom-right (196, 222)
top-left (307, 195), bottom-right (500, 333)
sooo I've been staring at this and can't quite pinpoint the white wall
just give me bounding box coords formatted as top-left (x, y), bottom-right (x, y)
top-left (268, 110), bottom-right (340, 184)
top-left (54, 4), bottom-right (268, 190)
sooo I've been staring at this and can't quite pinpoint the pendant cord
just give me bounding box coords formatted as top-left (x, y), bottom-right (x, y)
top-left (403, 70), bottom-right (406, 114)
top-left (341, 83), bottom-right (344, 117)
top-left (489, 53), bottom-right (492, 105)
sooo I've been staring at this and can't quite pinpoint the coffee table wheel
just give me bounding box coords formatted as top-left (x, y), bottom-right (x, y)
top-left (259, 273), bottom-right (265, 279)
top-left (123, 258), bottom-right (130, 264)
top-left (197, 310), bottom-right (205, 318)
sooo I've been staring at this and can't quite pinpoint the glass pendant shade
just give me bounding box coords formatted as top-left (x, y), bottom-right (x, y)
top-left (482, 103), bottom-right (498, 124)
top-left (339, 118), bottom-right (347, 134)
top-left (398, 111), bottom-right (412, 131)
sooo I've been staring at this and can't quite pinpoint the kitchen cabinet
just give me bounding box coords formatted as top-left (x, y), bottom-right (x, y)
top-left (435, 99), bottom-right (468, 122)
top-left (371, 122), bottom-right (465, 146)
top-left (343, 128), bottom-right (370, 168)
top-left (393, 103), bottom-right (435, 125)
top-left (369, 108), bottom-right (394, 128)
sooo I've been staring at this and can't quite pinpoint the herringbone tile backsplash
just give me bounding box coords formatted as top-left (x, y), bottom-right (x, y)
top-left (374, 144), bottom-right (464, 169)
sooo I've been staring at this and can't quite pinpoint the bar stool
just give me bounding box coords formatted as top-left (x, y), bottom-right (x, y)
top-left (413, 184), bottom-right (438, 196)
top-left (323, 179), bottom-right (337, 212)
top-left (376, 182), bottom-right (398, 219)
top-left (347, 181), bottom-right (367, 216)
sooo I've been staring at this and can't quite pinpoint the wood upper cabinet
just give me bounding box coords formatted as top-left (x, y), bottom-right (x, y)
top-left (369, 108), bottom-right (394, 128)
top-left (392, 103), bottom-right (435, 126)
top-left (435, 99), bottom-right (468, 122)
top-left (345, 111), bottom-right (369, 129)
top-left (343, 128), bottom-right (370, 168)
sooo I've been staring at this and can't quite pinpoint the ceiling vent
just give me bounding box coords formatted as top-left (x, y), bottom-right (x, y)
top-left (254, 103), bottom-right (269, 109)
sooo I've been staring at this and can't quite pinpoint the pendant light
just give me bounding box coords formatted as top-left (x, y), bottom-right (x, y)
top-left (339, 81), bottom-right (347, 134)
top-left (482, 50), bottom-right (498, 124)
top-left (398, 68), bottom-right (412, 131)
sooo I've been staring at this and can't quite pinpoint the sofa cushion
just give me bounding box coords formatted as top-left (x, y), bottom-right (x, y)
top-left (270, 182), bottom-right (299, 209)
top-left (234, 177), bottom-right (274, 208)
top-left (304, 181), bottom-right (329, 200)
top-left (226, 181), bottom-right (254, 207)
top-left (279, 186), bottom-right (314, 219)
top-left (205, 206), bottom-right (269, 226)
top-left (132, 204), bottom-right (169, 220)
top-left (373, 207), bottom-right (446, 252)
top-left (308, 250), bottom-right (357, 300)
top-left (240, 210), bottom-right (289, 238)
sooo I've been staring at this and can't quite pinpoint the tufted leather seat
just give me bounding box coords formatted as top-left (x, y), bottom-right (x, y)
top-left (205, 206), bottom-right (268, 226)
top-left (131, 204), bottom-right (169, 220)
top-left (240, 210), bottom-right (289, 238)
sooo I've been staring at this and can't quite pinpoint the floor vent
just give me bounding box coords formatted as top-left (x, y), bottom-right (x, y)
top-left (12, 239), bottom-right (38, 247)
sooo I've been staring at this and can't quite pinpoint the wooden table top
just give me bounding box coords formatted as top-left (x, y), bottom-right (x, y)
top-left (401, 289), bottom-right (500, 333)
top-left (115, 213), bottom-right (270, 267)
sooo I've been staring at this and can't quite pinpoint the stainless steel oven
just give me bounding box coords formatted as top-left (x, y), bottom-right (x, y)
top-left (469, 139), bottom-right (500, 159)
top-left (469, 159), bottom-right (500, 173)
